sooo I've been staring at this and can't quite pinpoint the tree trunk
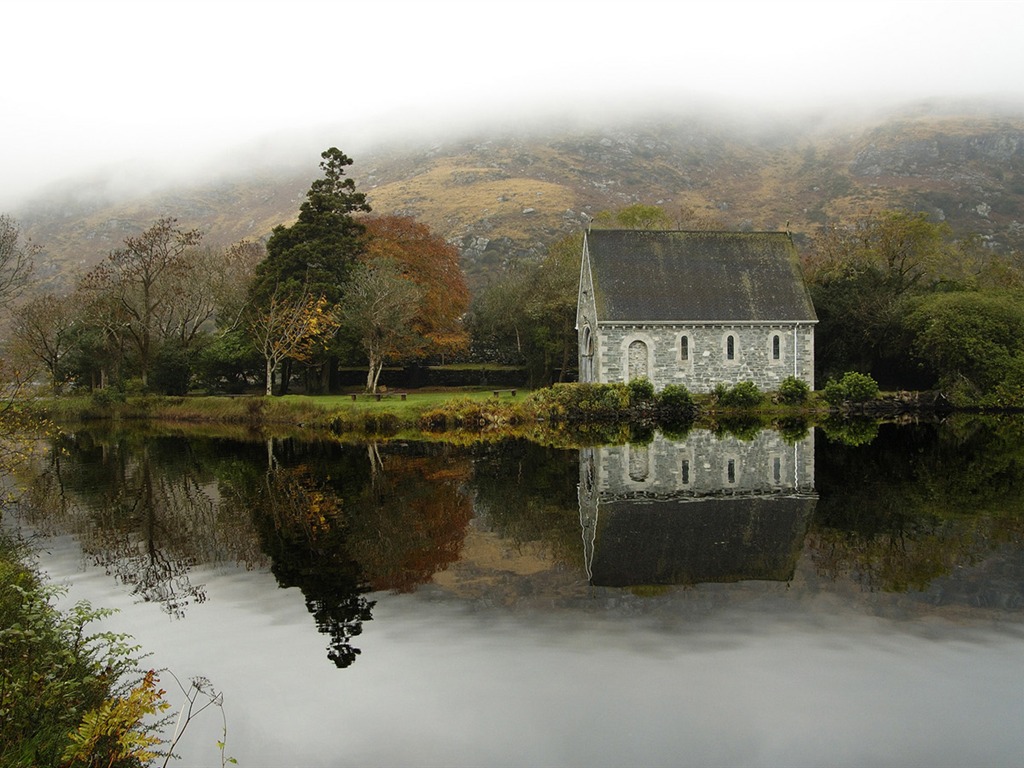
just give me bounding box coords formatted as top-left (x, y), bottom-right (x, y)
top-left (265, 359), bottom-right (274, 396)
top-left (366, 355), bottom-right (376, 393)
top-left (280, 359), bottom-right (292, 395)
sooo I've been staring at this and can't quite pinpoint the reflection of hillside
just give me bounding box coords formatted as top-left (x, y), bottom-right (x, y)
top-left (580, 431), bottom-right (816, 587)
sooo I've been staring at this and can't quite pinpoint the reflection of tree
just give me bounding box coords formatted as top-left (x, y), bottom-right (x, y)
top-left (242, 462), bottom-right (375, 668)
top-left (239, 440), bottom-right (474, 666)
top-left (468, 440), bottom-right (581, 563)
top-left (17, 433), bottom-right (266, 617)
top-left (811, 418), bottom-right (1024, 593)
top-left (345, 444), bottom-right (473, 592)
top-left (93, 445), bottom-right (213, 616)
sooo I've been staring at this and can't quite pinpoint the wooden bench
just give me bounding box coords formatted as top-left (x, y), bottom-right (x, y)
top-left (492, 389), bottom-right (517, 397)
top-left (351, 392), bottom-right (408, 401)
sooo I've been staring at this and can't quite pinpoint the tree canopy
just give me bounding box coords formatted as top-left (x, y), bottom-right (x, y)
top-left (339, 260), bottom-right (423, 393)
top-left (250, 148), bottom-right (371, 305)
top-left (471, 232), bottom-right (580, 386)
top-left (361, 215), bottom-right (470, 361)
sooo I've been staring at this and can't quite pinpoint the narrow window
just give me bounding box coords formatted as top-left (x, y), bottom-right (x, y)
top-left (680, 336), bottom-right (689, 361)
top-left (726, 335), bottom-right (735, 360)
top-left (681, 459), bottom-right (690, 485)
top-left (772, 335), bottom-right (781, 360)
top-left (773, 456), bottom-right (782, 484)
top-left (727, 459), bottom-right (736, 484)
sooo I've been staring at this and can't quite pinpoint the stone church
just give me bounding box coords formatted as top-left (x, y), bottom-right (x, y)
top-left (576, 229), bottom-right (817, 393)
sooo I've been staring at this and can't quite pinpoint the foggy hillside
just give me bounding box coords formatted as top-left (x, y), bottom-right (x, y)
top-left (15, 102), bottom-right (1024, 291)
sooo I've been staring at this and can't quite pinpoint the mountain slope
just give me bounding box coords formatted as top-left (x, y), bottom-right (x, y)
top-left (16, 104), bottom-right (1024, 291)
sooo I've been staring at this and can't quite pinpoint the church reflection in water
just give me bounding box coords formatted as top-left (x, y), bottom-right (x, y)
top-left (578, 430), bottom-right (816, 587)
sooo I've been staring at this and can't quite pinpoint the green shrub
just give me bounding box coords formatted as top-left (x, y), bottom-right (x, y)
top-left (777, 376), bottom-right (811, 405)
top-left (0, 533), bottom-right (166, 767)
top-left (627, 377), bottom-right (655, 404)
top-left (906, 291), bottom-right (1024, 403)
top-left (716, 381), bottom-right (763, 408)
top-left (824, 371), bottom-right (880, 405)
top-left (529, 383), bottom-right (631, 421)
top-left (90, 387), bottom-right (125, 408)
top-left (151, 343), bottom-right (193, 395)
top-left (842, 371), bottom-right (880, 402)
top-left (656, 384), bottom-right (696, 419)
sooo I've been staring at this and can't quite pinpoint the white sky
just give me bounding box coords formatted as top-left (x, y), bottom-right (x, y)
top-left (3, 0), bottom-right (1024, 209)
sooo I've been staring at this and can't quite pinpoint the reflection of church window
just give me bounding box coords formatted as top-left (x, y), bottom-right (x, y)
top-left (681, 459), bottom-right (690, 485)
top-left (581, 325), bottom-right (594, 382)
top-left (772, 456), bottom-right (781, 484)
top-left (629, 444), bottom-right (649, 482)
top-left (727, 459), bottom-right (736, 484)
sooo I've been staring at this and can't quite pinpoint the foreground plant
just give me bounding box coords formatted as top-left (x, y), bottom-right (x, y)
top-left (0, 531), bottom-right (231, 766)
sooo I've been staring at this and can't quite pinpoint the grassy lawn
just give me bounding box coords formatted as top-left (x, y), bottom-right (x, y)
top-left (281, 387), bottom-right (531, 418)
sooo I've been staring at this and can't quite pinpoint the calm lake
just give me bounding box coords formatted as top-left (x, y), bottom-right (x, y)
top-left (7, 417), bottom-right (1024, 767)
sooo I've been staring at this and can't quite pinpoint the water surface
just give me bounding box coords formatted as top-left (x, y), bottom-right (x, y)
top-left (10, 419), bottom-right (1024, 767)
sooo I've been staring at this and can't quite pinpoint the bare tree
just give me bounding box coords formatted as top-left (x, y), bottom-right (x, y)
top-left (0, 214), bottom-right (36, 309)
top-left (83, 218), bottom-right (202, 388)
top-left (339, 260), bottom-right (423, 393)
top-left (246, 287), bottom-right (340, 396)
top-left (8, 292), bottom-right (78, 393)
top-left (213, 240), bottom-right (266, 333)
top-left (0, 216), bottom-right (40, 480)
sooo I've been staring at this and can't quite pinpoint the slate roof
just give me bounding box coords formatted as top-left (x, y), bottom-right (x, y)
top-left (586, 229), bottom-right (817, 323)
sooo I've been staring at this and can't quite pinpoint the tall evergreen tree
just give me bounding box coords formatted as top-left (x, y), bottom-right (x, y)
top-left (250, 147), bottom-right (371, 304)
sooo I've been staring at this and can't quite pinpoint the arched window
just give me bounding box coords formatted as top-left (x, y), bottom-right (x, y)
top-left (772, 334), bottom-right (781, 361)
top-left (726, 335), bottom-right (735, 361)
top-left (628, 339), bottom-right (648, 380)
top-left (629, 444), bottom-right (649, 482)
top-left (581, 325), bottom-right (594, 382)
top-left (680, 335), bottom-right (689, 361)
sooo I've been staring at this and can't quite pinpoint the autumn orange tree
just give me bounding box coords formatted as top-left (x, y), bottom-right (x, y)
top-left (361, 215), bottom-right (470, 363)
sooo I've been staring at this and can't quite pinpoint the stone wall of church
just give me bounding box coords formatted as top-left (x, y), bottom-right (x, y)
top-left (595, 323), bottom-right (814, 393)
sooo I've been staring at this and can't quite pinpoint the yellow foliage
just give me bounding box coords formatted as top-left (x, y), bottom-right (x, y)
top-left (62, 669), bottom-right (170, 766)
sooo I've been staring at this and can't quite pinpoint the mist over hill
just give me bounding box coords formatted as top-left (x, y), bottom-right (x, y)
top-left (14, 101), bottom-right (1024, 292)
